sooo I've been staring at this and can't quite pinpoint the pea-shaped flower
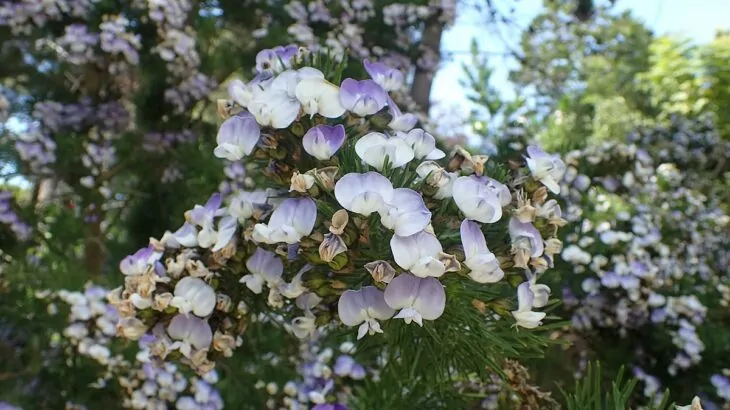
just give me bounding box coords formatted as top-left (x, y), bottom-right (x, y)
top-left (525, 145), bottom-right (566, 194)
top-left (119, 245), bottom-right (163, 276)
top-left (460, 220), bottom-right (504, 283)
top-left (386, 97), bottom-right (418, 132)
top-left (252, 197), bottom-right (317, 244)
top-left (355, 132), bottom-right (414, 171)
top-left (228, 190), bottom-right (268, 222)
top-left (384, 273), bottom-right (446, 326)
top-left (334, 172), bottom-right (394, 216)
top-left (295, 77), bottom-right (346, 119)
top-left (213, 113), bottom-right (261, 161)
top-left (452, 176), bottom-right (511, 223)
top-left (339, 79), bottom-right (388, 116)
top-left (170, 277), bottom-right (217, 317)
top-left (363, 59), bottom-right (404, 91)
top-left (302, 124), bottom-right (346, 160)
top-left (378, 188), bottom-right (431, 237)
top-left (395, 128), bottom-right (445, 160)
top-left (338, 286), bottom-right (395, 339)
top-left (197, 216), bottom-right (237, 252)
top-left (511, 281), bottom-right (547, 329)
top-left (167, 314), bottom-right (213, 357)
top-left (240, 247), bottom-right (284, 294)
top-left (390, 231), bottom-right (459, 278)
top-left (508, 217), bottom-right (545, 268)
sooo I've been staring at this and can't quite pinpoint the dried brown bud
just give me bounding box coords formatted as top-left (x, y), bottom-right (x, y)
top-left (544, 238), bottom-right (563, 256)
top-left (364, 260), bottom-right (397, 284)
top-left (532, 186), bottom-right (548, 205)
top-left (319, 233), bottom-right (347, 262)
top-left (289, 170), bottom-right (315, 193)
top-left (446, 145), bottom-right (472, 172)
top-left (329, 209), bottom-right (349, 235)
top-left (217, 99), bottom-right (236, 119)
top-left (306, 166), bottom-right (339, 191)
top-left (438, 252), bottom-right (462, 272)
top-left (463, 154), bottom-right (489, 175)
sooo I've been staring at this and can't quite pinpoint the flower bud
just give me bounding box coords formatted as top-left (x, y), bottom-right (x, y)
top-left (306, 166), bottom-right (339, 191)
top-left (515, 204), bottom-right (536, 223)
top-left (532, 186), bottom-right (548, 205)
top-left (329, 209), bottom-right (349, 235)
top-left (290, 170), bottom-right (315, 193)
top-left (446, 145), bottom-right (472, 172)
top-left (438, 252), bottom-right (462, 272)
top-left (116, 317), bottom-right (147, 340)
top-left (213, 331), bottom-right (237, 357)
top-left (152, 292), bottom-right (173, 311)
top-left (544, 238), bottom-right (563, 256)
top-left (319, 233), bottom-right (347, 263)
top-left (364, 260), bottom-right (396, 284)
top-left (327, 252), bottom-right (349, 271)
top-left (216, 293), bottom-right (233, 312)
top-left (462, 154), bottom-right (489, 175)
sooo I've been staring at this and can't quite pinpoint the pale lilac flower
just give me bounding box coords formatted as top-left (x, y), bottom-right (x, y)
top-left (378, 188), bottom-right (431, 236)
top-left (240, 247), bottom-right (284, 294)
top-left (213, 113), bottom-right (261, 161)
top-left (528, 277), bottom-right (551, 308)
top-left (228, 190), bottom-right (268, 222)
top-left (197, 216), bottom-right (237, 251)
top-left (227, 72), bottom-right (274, 108)
top-left (255, 44), bottom-right (298, 72)
top-left (252, 197), bottom-right (317, 244)
top-left (355, 132), bottom-right (414, 171)
top-left (460, 220), bottom-right (504, 283)
top-left (334, 172), bottom-right (394, 216)
top-left (295, 77), bottom-right (346, 118)
top-left (511, 281), bottom-right (546, 329)
top-left (120, 245), bottom-right (163, 276)
top-left (415, 161), bottom-right (458, 199)
top-left (189, 193), bottom-right (225, 227)
top-left (278, 264), bottom-right (311, 299)
top-left (525, 145), bottom-right (566, 194)
top-left (395, 128), bottom-right (445, 160)
top-left (249, 69), bottom-right (316, 128)
top-left (509, 217), bottom-right (545, 258)
top-left (339, 79), bottom-right (388, 116)
top-left (167, 314), bottom-right (213, 357)
top-left (452, 176), bottom-right (511, 223)
top-left (338, 286), bottom-right (395, 339)
top-left (363, 59), bottom-right (404, 91)
top-left (164, 222), bottom-right (198, 248)
top-left (384, 274), bottom-right (446, 326)
top-left (390, 231), bottom-right (456, 278)
top-left (170, 277), bottom-right (217, 317)
top-left (302, 124), bottom-right (346, 160)
top-left (334, 355), bottom-right (366, 379)
top-left (386, 96), bottom-right (418, 132)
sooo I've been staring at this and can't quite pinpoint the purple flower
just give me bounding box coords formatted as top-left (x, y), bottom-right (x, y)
top-left (312, 405), bottom-right (348, 410)
top-left (508, 218), bottom-right (545, 258)
top-left (390, 231), bottom-right (456, 278)
top-left (334, 172), bottom-right (394, 216)
top-left (255, 44), bottom-right (298, 72)
top-left (387, 97), bottom-right (418, 132)
top-left (229, 190), bottom-right (268, 222)
top-left (384, 273), bottom-right (446, 325)
top-left (189, 193), bottom-right (224, 227)
top-left (338, 286), bottom-right (395, 339)
top-left (119, 245), bottom-right (162, 276)
top-left (339, 79), bottom-right (388, 116)
top-left (167, 314), bottom-right (213, 356)
top-left (252, 197), bottom-right (317, 244)
top-left (213, 113), bottom-right (261, 161)
top-left (334, 355), bottom-right (366, 379)
top-left (460, 220), bottom-right (504, 283)
top-left (240, 247), bottom-right (284, 294)
top-left (302, 124), bottom-right (346, 160)
top-left (378, 188), bottom-right (431, 236)
top-left (363, 59), bottom-right (404, 91)
top-left (452, 176), bottom-right (511, 223)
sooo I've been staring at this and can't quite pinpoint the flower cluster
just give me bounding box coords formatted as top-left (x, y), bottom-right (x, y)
top-left (111, 46), bottom-right (567, 376)
top-left (556, 133), bottom-right (730, 393)
top-left (255, 340), bottom-right (368, 409)
top-left (0, 192), bottom-right (31, 241)
top-left (0, 0), bottom-right (99, 35)
top-left (36, 283), bottom-right (224, 409)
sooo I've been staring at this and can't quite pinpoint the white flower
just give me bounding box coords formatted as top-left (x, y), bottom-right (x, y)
top-left (511, 281), bottom-right (546, 329)
top-left (338, 286), bottom-right (395, 339)
top-left (390, 231), bottom-right (457, 278)
top-left (354, 132), bottom-right (414, 171)
top-left (395, 129), bottom-right (445, 160)
top-left (525, 145), bottom-right (566, 194)
top-left (170, 277), bottom-right (217, 317)
top-left (452, 176), bottom-right (511, 223)
top-left (240, 247), bottom-right (283, 294)
top-left (460, 220), bottom-right (504, 283)
top-left (295, 77), bottom-right (346, 118)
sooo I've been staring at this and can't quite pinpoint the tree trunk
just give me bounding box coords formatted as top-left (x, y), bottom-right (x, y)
top-left (410, 13), bottom-right (446, 113)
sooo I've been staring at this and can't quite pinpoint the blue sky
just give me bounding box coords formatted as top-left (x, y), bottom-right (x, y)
top-left (431, 0), bottom-right (730, 116)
